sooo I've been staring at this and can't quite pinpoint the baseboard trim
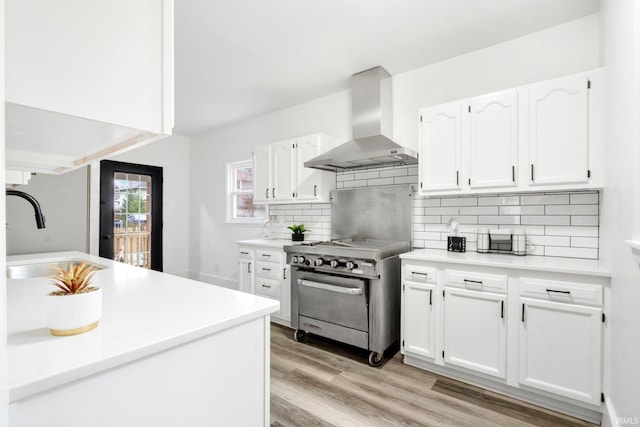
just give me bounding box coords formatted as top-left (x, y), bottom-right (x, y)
top-left (602, 396), bottom-right (618, 427)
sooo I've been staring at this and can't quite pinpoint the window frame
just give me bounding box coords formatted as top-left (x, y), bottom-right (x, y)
top-left (227, 159), bottom-right (268, 224)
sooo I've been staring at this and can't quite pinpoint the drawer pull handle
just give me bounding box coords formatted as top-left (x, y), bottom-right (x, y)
top-left (500, 300), bottom-right (504, 319)
top-left (464, 279), bottom-right (483, 285)
top-left (240, 251), bottom-right (249, 255)
top-left (261, 268), bottom-right (271, 272)
top-left (429, 289), bottom-right (433, 306)
top-left (261, 284), bottom-right (271, 289)
top-left (262, 254), bottom-right (272, 258)
top-left (412, 272), bottom-right (428, 277)
top-left (546, 288), bottom-right (571, 295)
top-left (248, 263), bottom-right (252, 274)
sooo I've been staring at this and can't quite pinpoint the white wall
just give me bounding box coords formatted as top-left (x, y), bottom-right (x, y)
top-left (189, 15), bottom-right (601, 290)
top-left (89, 134), bottom-right (191, 277)
top-left (6, 168), bottom-right (88, 255)
top-left (1, 0), bottom-right (9, 423)
top-left (599, 1), bottom-right (640, 424)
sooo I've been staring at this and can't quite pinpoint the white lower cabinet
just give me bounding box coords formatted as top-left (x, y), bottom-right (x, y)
top-left (518, 278), bottom-right (602, 405)
top-left (401, 265), bottom-right (437, 359)
top-left (400, 257), bottom-right (608, 421)
top-left (443, 287), bottom-right (507, 379)
top-left (237, 243), bottom-right (291, 327)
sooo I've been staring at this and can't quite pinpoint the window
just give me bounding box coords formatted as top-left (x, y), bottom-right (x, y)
top-left (228, 160), bottom-right (267, 223)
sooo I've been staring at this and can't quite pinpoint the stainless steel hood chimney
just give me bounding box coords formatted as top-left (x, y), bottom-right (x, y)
top-left (305, 66), bottom-right (418, 172)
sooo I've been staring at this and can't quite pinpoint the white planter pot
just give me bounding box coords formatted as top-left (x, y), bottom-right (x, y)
top-left (46, 287), bottom-right (102, 336)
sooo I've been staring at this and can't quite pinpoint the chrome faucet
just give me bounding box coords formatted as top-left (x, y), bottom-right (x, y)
top-left (6, 190), bottom-right (46, 229)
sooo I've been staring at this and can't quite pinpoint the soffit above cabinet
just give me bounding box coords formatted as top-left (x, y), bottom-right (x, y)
top-left (5, 103), bottom-right (166, 174)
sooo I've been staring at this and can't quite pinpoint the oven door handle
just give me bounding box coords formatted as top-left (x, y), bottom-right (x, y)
top-left (297, 279), bottom-right (363, 295)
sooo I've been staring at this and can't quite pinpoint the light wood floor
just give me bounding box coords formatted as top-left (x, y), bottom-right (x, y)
top-left (270, 324), bottom-right (596, 427)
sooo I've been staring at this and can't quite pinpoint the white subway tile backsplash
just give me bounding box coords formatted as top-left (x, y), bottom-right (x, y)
top-left (353, 170), bottom-right (380, 180)
top-left (342, 180), bottom-right (368, 188)
top-left (410, 190), bottom-right (599, 259)
top-left (394, 175), bottom-right (419, 185)
top-left (440, 197), bottom-right (478, 207)
top-left (570, 192), bottom-right (599, 204)
top-left (336, 173), bottom-right (354, 182)
top-left (413, 198), bottom-right (441, 207)
top-left (544, 246), bottom-right (598, 259)
top-left (521, 194), bottom-right (569, 205)
top-left (528, 235), bottom-right (571, 247)
top-left (545, 204), bottom-right (599, 215)
top-left (479, 215), bottom-right (520, 225)
top-left (460, 206), bottom-right (499, 215)
top-left (367, 177), bottom-right (394, 186)
top-left (425, 207), bottom-right (459, 215)
top-left (414, 215), bottom-right (442, 224)
top-left (571, 237), bottom-right (599, 248)
top-left (499, 205), bottom-right (545, 215)
top-left (477, 196), bottom-right (520, 206)
top-left (571, 216), bottom-right (599, 226)
top-left (380, 168), bottom-right (408, 178)
top-left (521, 215), bottom-right (570, 226)
top-left (545, 226), bottom-right (599, 237)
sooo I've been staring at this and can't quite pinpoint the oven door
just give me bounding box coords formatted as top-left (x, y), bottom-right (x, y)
top-left (296, 271), bottom-right (368, 332)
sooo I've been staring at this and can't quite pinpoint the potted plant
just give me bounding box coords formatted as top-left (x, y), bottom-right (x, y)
top-left (288, 224), bottom-right (306, 241)
top-left (46, 262), bottom-right (102, 336)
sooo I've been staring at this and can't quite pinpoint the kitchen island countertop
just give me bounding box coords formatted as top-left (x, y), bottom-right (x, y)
top-left (6, 251), bottom-right (279, 402)
top-left (401, 249), bottom-right (611, 277)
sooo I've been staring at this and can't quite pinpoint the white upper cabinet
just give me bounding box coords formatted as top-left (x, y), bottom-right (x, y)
top-left (253, 145), bottom-right (272, 204)
top-left (418, 68), bottom-right (603, 196)
top-left (419, 101), bottom-right (462, 192)
top-left (294, 134), bottom-right (336, 202)
top-left (5, 0), bottom-right (174, 174)
top-left (469, 91), bottom-right (518, 189)
top-left (527, 74), bottom-right (590, 186)
top-left (253, 133), bottom-right (336, 205)
top-left (271, 141), bottom-right (296, 202)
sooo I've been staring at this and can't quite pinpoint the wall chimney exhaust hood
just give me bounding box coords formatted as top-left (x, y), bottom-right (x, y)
top-left (305, 66), bottom-right (417, 172)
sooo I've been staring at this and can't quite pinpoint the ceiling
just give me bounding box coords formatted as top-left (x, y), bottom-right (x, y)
top-left (174, 0), bottom-right (600, 136)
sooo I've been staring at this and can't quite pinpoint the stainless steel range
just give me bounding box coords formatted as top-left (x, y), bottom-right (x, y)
top-left (284, 186), bottom-right (412, 367)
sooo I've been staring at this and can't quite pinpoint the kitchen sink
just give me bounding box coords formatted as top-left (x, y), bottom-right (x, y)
top-left (7, 260), bottom-right (107, 279)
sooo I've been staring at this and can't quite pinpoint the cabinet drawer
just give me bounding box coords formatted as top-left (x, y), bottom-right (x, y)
top-left (519, 277), bottom-right (602, 307)
top-left (237, 248), bottom-right (253, 260)
top-left (445, 269), bottom-right (507, 294)
top-left (255, 249), bottom-right (282, 263)
top-left (404, 265), bottom-right (437, 284)
top-left (255, 261), bottom-right (281, 280)
top-left (255, 277), bottom-right (281, 299)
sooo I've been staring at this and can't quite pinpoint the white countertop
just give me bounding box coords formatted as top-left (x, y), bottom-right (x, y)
top-left (6, 251), bottom-right (279, 401)
top-left (236, 239), bottom-right (306, 248)
top-left (401, 249), bottom-right (612, 278)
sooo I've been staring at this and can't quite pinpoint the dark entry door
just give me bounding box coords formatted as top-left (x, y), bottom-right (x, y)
top-left (99, 160), bottom-right (163, 271)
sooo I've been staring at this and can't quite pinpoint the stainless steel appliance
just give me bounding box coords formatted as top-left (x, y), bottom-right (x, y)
top-left (285, 186), bottom-right (412, 366)
top-left (304, 66), bottom-right (418, 172)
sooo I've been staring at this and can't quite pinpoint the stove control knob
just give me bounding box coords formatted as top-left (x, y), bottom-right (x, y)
top-left (292, 256), bottom-right (298, 264)
top-left (330, 260), bottom-right (339, 268)
top-left (346, 261), bottom-right (357, 270)
top-left (298, 256), bottom-right (305, 264)
top-left (304, 260), bottom-right (311, 266)
top-left (314, 258), bottom-right (325, 267)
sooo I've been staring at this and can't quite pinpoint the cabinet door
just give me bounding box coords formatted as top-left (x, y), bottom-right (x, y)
top-left (469, 92), bottom-right (518, 189)
top-left (238, 258), bottom-right (254, 294)
top-left (295, 137), bottom-right (323, 201)
top-left (419, 102), bottom-right (462, 192)
top-left (271, 140), bottom-right (295, 202)
top-left (252, 144), bottom-right (271, 203)
top-left (519, 297), bottom-right (601, 405)
top-left (402, 281), bottom-right (436, 359)
top-left (443, 287), bottom-right (507, 379)
top-left (280, 265), bottom-right (291, 324)
top-left (528, 75), bottom-right (589, 185)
